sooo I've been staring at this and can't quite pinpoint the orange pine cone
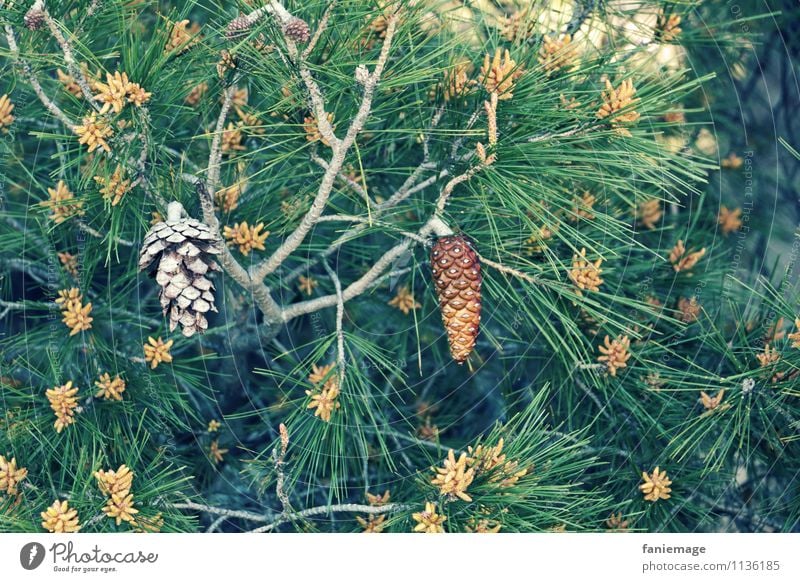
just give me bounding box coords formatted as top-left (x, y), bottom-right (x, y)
top-left (430, 235), bottom-right (482, 363)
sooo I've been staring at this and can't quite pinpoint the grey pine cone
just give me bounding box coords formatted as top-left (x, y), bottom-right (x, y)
top-left (138, 203), bottom-right (221, 337)
top-left (283, 17), bottom-right (310, 43)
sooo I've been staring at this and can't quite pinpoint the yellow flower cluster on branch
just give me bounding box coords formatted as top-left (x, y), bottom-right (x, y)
top-left (569, 247), bottom-right (603, 295)
top-left (133, 513), bottom-right (164, 533)
top-left (55, 287), bottom-right (93, 335)
top-left (95, 373), bottom-right (126, 401)
top-left (46, 381), bottom-right (79, 433)
top-left (41, 180), bottom-right (85, 224)
top-left (74, 114), bottom-right (113, 153)
top-left (597, 334), bottom-right (631, 376)
top-left (357, 490), bottom-right (391, 533)
top-left (93, 71), bottom-right (151, 114)
top-left (143, 336), bottom-right (173, 369)
top-left (440, 62), bottom-right (476, 102)
top-left (465, 517), bottom-right (502, 533)
top-left (388, 285), bottom-right (421, 315)
top-left (718, 206), bottom-right (743, 235)
top-left (209, 440), bottom-right (228, 464)
top-left (597, 79), bottom-right (640, 136)
top-left (221, 122), bottom-right (246, 154)
top-left (466, 438), bottom-right (528, 488)
top-left (637, 198), bottom-right (662, 230)
top-left (656, 11), bottom-right (682, 42)
top-left (305, 363), bottom-right (341, 422)
top-left (0, 455), bottom-right (28, 495)
top-left (95, 464), bottom-right (139, 526)
top-left (480, 48), bottom-right (520, 100)
top-left (606, 512), bottom-right (630, 531)
top-left (412, 501), bottom-right (446, 533)
top-left (185, 81), bottom-right (208, 107)
top-left (223, 221), bottom-right (269, 255)
top-left (431, 449), bottom-right (475, 502)
top-left (700, 389), bottom-right (725, 411)
top-left (640, 466), bottom-right (672, 502)
top-left (677, 297), bottom-right (701, 323)
top-left (668, 239), bottom-right (706, 272)
top-left (57, 69), bottom-right (82, 97)
top-left (0, 94), bottom-right (14, 133)
top-left (788, 319), bottom-right (800, 349)
top-left (298, 275), bottom-right (318, 296)
top-left (94, 164), bottom-right (131, 206)
top-left (538, 34), bottom-right (578, 73)
top-left (58, 252), bottom-right (79, 278)
top-left (571, 192), bottom-right (596, 221)
top-left (756, 343), bottom-right (780, 368)
top-left (41, 500), bottom-right (81, 533)
top-left (165, 20), bottom-right (201, 54)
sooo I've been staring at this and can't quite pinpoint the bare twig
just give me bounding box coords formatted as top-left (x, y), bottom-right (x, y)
top-left (40, 2), bottom-right (100, 109)
top-left (311, 153), bottom-right (369, 203)
top-left (76, 221), bottom-right (135, 247)
top-left (206, 85), bottom-right (237, 193)
top-left (3, 25), bottom-right (76, 130)
top-left (249, 502), bottom-right (410, 533)
top-left (272, 423), bottom-right (293, 514)
top-left (477, 253), bottom-right (541, 285)
top-left (169, 501), bottom-right (271, 523)
top-left (303, 1), bottom-right (337, 59)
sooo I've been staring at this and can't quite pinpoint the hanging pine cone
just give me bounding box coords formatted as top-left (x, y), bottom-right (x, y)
top-left (138, 202), bottom-right (221, 337)
top-left (283, 17), bottom-right (310, 43)
top-left (226, 15), bottom-right (251, 40)
top-left (430, 235), bottom-right (482, 363)
top-left (24, 7), bottom-right (45, 30)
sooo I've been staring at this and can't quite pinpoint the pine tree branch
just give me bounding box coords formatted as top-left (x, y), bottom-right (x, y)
top-left (280, 112), bottom-right (444, 288)
top-left (3, 24), bottom-right (76, 130)
top-left (39, 1), bottom-right (101, 110)
top-left (302, 1), bottom-right (336, 59)
top-left (194, 182), bottom-right (284, 327)
top-left (564, 0), bottom-right (597, 36)
top-left (272, 423), bottom-right (293, 514)
top-left (477, 253), bottom-right (541, 285)
top-left (249, 502), bottom-right (410, 533)
top-left (311, 152), bottom-right (369, 203)
top-left (250, 11), bottom-right (399, 281)
top-left (280, 157), bottom-right (487, 321)
top-left (168, 501), bottom-right (273, 523)
top-left (206, 84), bottom-right (237, 193)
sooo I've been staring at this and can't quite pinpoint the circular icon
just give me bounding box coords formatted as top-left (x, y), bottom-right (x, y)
top-left (19, 542), bottom-right (46, 570)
